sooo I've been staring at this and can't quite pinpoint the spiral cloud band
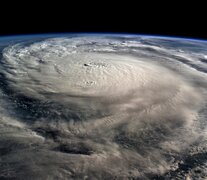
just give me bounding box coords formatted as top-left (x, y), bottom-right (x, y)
top-left (0, 35), bottom-right (206, 179)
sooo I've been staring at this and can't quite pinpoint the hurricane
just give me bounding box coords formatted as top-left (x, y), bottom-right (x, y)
top-left (0, 34), bottom-right (206, 179)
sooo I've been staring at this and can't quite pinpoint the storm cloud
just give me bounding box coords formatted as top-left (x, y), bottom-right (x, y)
top-left (0, 35), bottom-right (206, 179)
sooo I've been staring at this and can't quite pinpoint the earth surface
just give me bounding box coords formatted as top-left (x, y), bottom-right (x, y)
top-left (0, 34), bottom-right (206, 180)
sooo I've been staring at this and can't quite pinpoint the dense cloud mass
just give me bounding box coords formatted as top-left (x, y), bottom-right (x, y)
top-left (0, 34), bottom-right (206, 179)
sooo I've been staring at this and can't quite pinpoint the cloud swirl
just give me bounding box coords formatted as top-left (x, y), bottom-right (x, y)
top-left (0, 35), bottom-right (206, 179)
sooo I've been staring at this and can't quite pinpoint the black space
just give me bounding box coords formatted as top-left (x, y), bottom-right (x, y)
top-left (0, 3), bottom-right (206, 40)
